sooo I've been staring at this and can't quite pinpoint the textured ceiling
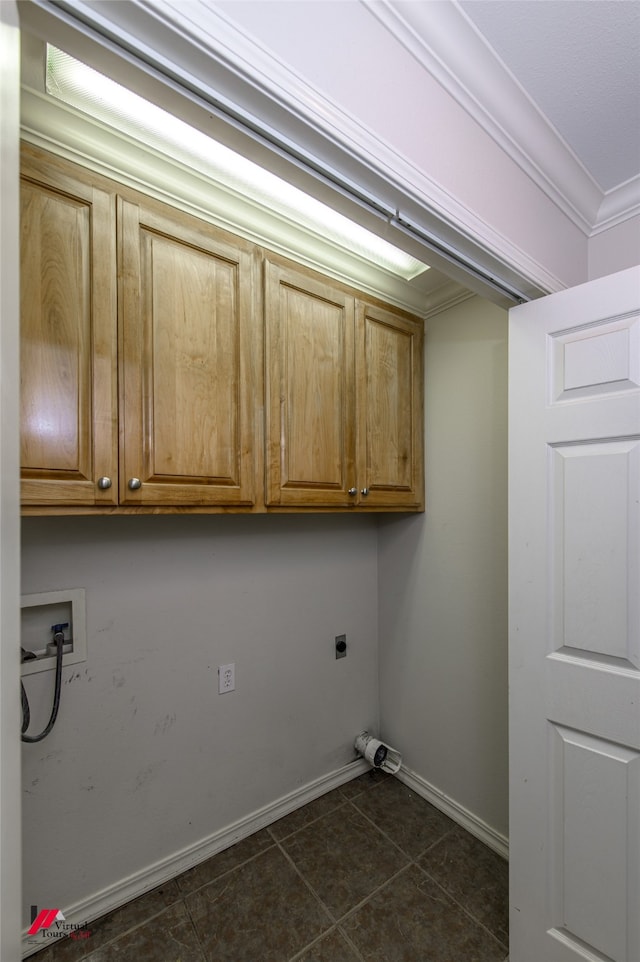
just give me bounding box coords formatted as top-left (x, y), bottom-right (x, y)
top-left (459, 0), bottom-right (640, 192)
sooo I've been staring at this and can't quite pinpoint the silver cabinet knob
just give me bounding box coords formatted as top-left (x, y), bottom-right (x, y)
top-left (128, 477), bottom-right (142, 491)
top-left (361, 487), bottom-right (369, 496)
top-left (348, 488), bottom-right (357, 496)
top-left (97, 476), bottom-right (112, 490)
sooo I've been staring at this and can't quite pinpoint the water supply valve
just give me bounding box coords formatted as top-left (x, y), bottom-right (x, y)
top-left (46, 623), bottom-right (70, 657)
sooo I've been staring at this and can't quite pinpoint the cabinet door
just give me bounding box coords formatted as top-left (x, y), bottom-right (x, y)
top-left (119, 198), bottom-right (258, 506)
top-left (265, 259), bottom-right (356, 506)
top-left (20, 151), bottom-right (118, 507)
top-left (356, 301), bottom-right (424, 509)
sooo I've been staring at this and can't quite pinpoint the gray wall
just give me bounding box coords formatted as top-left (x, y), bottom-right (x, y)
top-left (378, 296), bottom-right (509, 836)
top-left (21, 514), bottom-right (379, 921)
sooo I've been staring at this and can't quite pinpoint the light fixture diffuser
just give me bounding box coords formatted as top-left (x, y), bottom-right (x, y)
top-left (46, 46), bottom-right (428, 281)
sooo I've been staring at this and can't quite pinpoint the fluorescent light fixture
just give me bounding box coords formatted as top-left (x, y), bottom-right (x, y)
top-left (46, 46), bottom-right (428, 281)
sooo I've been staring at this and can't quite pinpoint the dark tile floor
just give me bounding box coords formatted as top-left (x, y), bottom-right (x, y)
top-left (30, 771), bottom-right (509, 962)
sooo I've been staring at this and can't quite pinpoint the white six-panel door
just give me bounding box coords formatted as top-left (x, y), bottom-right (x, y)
top-left (509, 265), bottom-right (640, 962)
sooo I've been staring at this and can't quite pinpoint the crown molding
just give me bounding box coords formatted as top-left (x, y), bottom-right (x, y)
top-left (422, 282), bottom-right (475, 320)
top-left (594, 175), bottom-right (640, 234)
top-left (369, 0), bottom-right (639, 236)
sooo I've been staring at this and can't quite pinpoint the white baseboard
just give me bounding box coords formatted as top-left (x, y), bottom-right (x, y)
top-left (396, 765), bottom-right (509, 861)
top-left (22, 758), bottom-right (369, 958)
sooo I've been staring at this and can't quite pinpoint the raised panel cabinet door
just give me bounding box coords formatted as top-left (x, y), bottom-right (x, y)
top-left (119, 198), bottom-right (257, 506)
top-left (355, 301), bottom-right (424, 509)
top-left (264, 259), bottom-right (356, 506)
top-left (20, 150), bottom-right (118, 507)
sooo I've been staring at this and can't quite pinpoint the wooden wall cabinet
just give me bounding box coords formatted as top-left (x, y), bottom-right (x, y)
top-left (21, 148), bottom-right (423, 514)
top-left (20, 150), bottom-right (119, 508)
top-left (20, 147), bottom-right (259, 512)
top-left (265, 258), bottom-right (424, 510)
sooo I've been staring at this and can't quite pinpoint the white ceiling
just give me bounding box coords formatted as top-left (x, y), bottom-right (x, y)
top-left (459, 0), bottom-right (640, 193)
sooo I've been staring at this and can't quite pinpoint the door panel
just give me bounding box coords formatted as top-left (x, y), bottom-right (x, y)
top-left (549, 727), bottom-right (640, 962)
top-left (146, 233), bottom-right (238, 480)
top-left (550, 439), bottom-right (639, 665)
top-left (20, 154), bottom-right (117, 506)
top-left (357, 301), bottom-right (424, 508)
top-left (283, 286), bottom-right (348, 487)
top-left (509, 265), bottom-right (640, 962)
top-left (119, 198), bottom-right (256, 506)
top-left (264, 259), bottom-right (355, 506)
top-left (550, 313), bottom-right (640, 401)
top-left (21, 184), bottom-right (91, 475)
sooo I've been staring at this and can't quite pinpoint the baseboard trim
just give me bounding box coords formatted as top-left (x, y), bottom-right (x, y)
top-left (396, 765), bottom-right (509, 861)
top-left (22, 758), bottom-right (369, 957)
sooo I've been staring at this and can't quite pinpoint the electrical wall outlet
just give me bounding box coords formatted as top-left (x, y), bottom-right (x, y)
top-left (218, 663), bottom-right (235, 693)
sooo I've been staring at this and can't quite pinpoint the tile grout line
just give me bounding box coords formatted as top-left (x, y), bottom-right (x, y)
top-left (177, 839), bottom-right (279, 899)
top-left (332, 861), bottom-right (414, 927)
top-left (411, 824), bottom-right (509, 947)
top-left (264, 776), bottom-right (384, 843)
top-left (274, 786), bottom-right (415, 929)
top-left (280, 780), bottom-right (397, 962)
top-left (285, 922), bottom-right (368, 962)
top-left (348, 793), bottom-right (508, 949)
top-left (414, 859), bottom-right (509, 952)
top-left (266, 773), bottom-right (389, 845)
top-left (283, 859), bottom-right (415, 962)
top-left (272, 791), bottom-right (415, 961)
top-left (274, 831), bottom-right (340, 927)
top-left (327, 791), bottom-right (509, 956)
top-left (286, 925), bottom-right (339, 962)
top-left (181, 898), bottom-right (210, 962)
top-left (266, 795), bottom-right (352, 846)
top-left (350, 795), bottom-right (457, 864)
top-left (270, 779), bottom-right (468, 959)
top-left (335, 924), bottom-right (369, 962)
